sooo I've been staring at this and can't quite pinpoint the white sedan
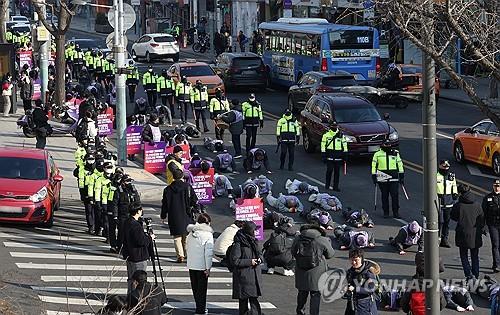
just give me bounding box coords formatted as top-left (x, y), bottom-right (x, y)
top-left (11, 15), bottom-right (29, 24)
top-left (131, 33), bottom-right (179, 63)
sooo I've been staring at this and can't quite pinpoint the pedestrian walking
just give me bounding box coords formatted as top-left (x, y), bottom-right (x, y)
top-left (214, 32), bottom-right (226, 56)
top-left (229, 221), bottom-right (264, 315)
top-left (191, 80), bottom-right (210, 132)
top-left (437, 159), bottom-right (458, 248)
top-left (32, 100), bottom-right (51, 149)
top-left (276, 109), bottom-right (300, 171)
top-left (482, 179), bottom-right (500, 273)
top-left (371, 140), bottom-right (405, 218)
top-left (291, 224), bottom-right (335, 315)
top-left (451, 184), bottom-right (485, 280)
top-left (2, 73), bottom-right (13, 117)
top-left (19, 70), bottom-right (33, 112)
top-left (142, 66), bottom-right (158, 108)
top-left (175, 76), bottom-right (193, 124)
top-left (237, 31), bottom-right (248, 52)
top-left (242, 94), bottom-right (263, 152)
top-left (160, 168), bottom-right (198, 263)
top-left (321, 121), bottom-right (347, 191)
top-left (126, 60), bottom-right (139, 103)
top-left (116, 175), bottom-right (140, 251)
top-left (219, 99), bottom-right (244, 158)
top-left (344, 249), bottom-right (379, 315)
top-left (209, 88), bottom-right (230, 140)
top-left (186, 213), bottom-right (214, 315)
top-left (122, 205), bottom-right (156, 294)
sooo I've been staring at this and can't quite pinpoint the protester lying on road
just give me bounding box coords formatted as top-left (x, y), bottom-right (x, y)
top-left (342, 207), bottom-right (374, 228)
top-left (266, 192), bottom-right (304, 213)
top-left (263, 209), bottom-right (294, 230)
top-left (304, 208), bottom-right (335, 230)
top-left (334, 225), bottom-right (375, 250)
top-left (308, 193), bottom-right (342, 212)
top-left (285, 178), bottom-right (319, 195)
top-left (389, 221), bottom-right (423, 255)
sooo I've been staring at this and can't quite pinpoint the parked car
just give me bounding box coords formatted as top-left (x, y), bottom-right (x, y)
top-left (131, 33), bottom-right (179, 63)
top-left (10, 15), bottom-right (29, 24)
top-left (0, 148), bottom-right (63, 227)
top-left (168, 59), bottom-right (225, 96)
top-left (300, 93), bottom-right (399, 155)
top-left (397, 64), bottom-right (440, 99)
top-left (453, 119), bottom-right (500, 175)
top-left (10, 24), bottom-right (31, 35)
top-left (212, 52), bottom-right (267, 90)
top-left (288, 71), bottom-right (358, 114)
top-left (67, 38), bottom-right (110, 54)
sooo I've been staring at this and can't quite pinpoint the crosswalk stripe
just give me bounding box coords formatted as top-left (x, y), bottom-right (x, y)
top-left (33, 286), bottom-right (232, 295)
top-left (40, 296), bottom-right (276, 310)
top-left (41, 275), bottom-right (232, 283)
top-left (0, 232), bottom-right (173, 244)
top-left (46, 312), bottom-right (92, 315)
top-left (17, 263), bottom-right (229, 272)
top-left (3, 241), bottom-right (175, 253)
top-left (35, 225), bottom-right (172, 235)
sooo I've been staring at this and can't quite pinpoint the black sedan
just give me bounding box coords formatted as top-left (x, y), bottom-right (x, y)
top-left (212, 52), bottom-right (267, 90)
top-left (288, 71), bottom-right (357, 114)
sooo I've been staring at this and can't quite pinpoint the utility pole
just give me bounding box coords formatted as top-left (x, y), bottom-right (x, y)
top-left (422, 0), bottom-right (439, 313)
top-left (113, 0), bottom-right (127, 166)
top-left (38, 5), bottom-right (50, 104)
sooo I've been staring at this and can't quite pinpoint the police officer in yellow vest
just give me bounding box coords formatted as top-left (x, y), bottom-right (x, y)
top-left (126, 60), bottom-right (139, 102)
top-left (165, 145), bottom-right (184, 185)
top-left (157, 69), bottom-right (175, 120)
top-left (103, 59), bottom-right (115, 93)
top-left (65, 41), bottom-right (75, 73)
top-left (142, 66), bottom-right (158, 108)
top-left (94, 51), bottom-right (104, 82)
top-left (371, 140), bottom-right (405, 218)
top-left (437, 159), bottom-right (458, 248)
top-left (93, 160), bottom-right (109, 236)
top-left (276, 109), bottom-right (300, 171)
top-left (209, 88), bottom-right (230, 140)
top-left (72, 44), bottom-right (85, 79)
top-left (98, 163), bottom-right (116, 248)
top-left (80, 153), bottom-right (97, 234)
top-left (6, 29), bottom-right (13, 43)
top-left (86, 158), bottom-right (103, 234)
top-left (321, 121), bottom-right (347, 191)
top-left (85, 49), bottom-right (95, 77)
top-left (175, 76), bottom-right (192, 124)
top-left (190, 80), bottom-right (209, 132)
top-left (241, 93), bottom-right (263, 152)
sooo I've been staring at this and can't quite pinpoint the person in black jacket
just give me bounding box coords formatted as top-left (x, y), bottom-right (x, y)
top-left (128, 270), bottom-right (167, 315)
top-left (451, 184), bottom-right (485, 280)
top-left (230, 221), bottom-right (264, 315)
top-left (122, 204), bottom-right (156, 295)
top-left (482, 179), bottom-right (500, 273)
top-left (141, 114), bottom-right (162, 146)
top-left (219, 99), bottom-right (244, 158)
top-left (263, 217), bottom-right (296, 276)
top-left (32, 100), bottom-right (50, 149)
top-left (19, 70), bottom-right (33, 112)
top-left (116, 174), bottom-right (140, 251)
top-left (344, 249), bottom-right (378, 315)
top-left (161, 169), bottom-right (198, 263)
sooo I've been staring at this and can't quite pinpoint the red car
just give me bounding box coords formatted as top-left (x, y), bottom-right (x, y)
top-left (0, 148), bottom-right (63, 227)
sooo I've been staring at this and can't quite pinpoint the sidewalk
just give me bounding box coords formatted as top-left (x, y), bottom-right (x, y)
top-left (440, 76), bottom-right (499, 106)
top-left (0, 106), bottom-right (166, 202)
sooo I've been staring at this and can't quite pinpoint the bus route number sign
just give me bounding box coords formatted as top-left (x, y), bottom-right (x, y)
top-left (357, 36), bottom-right (370, 44)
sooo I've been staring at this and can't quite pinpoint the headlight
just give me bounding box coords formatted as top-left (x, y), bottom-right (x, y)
top-left (388, 130), bottom-right (399, 141)
top-left (30, 186), bottom-right (48, 203)
top-left (344, 135), bottom-right (357, 143)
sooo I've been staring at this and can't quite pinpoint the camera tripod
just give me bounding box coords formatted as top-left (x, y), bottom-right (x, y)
top-left (148, 226), bottom-right (166, 295)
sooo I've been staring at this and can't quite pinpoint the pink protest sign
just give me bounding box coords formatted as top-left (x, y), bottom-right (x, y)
top-left (144, 141), bottom-right (167, 174)
top-left (235, 198), bottom-right (264, 240)
top-left (191, 168), bottom-right (214, 205)
top-left (97, 107), bottom-right (114, 136)
top-left (126, 125), bottom-right (144, 155)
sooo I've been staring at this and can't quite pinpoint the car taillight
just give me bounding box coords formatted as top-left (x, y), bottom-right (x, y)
top-left (376, 57), bottom-right (381, 75)
top-left (321, 58), bottom-right (328, 71)
top-left (317, 85), bottom-right (333, 93)
top-left (150, 43), bottom-right (159, 48)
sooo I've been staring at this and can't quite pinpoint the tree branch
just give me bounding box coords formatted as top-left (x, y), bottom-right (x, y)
top-left (31, 1), bottom-right (57, 35)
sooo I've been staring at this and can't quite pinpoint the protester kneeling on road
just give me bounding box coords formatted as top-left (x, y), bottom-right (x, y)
top-left (244, 148), bottom-right (271, 174)
top-left (263, 210), bottom-right (294, 230)
top-left (253, 175), bottom-right (273, 195)
top-left (127, 270), bottom-right (167, 315)
top-left (204, 137), bottom-right (224, 153)
top-left (213, 149), bottom-right (237, 173)
top-left (308, 193), bottom-right (342, 212)
top-left (186, 213), bottom-right (214, 315)
top-left (334, 225), bottom-right (375, 250)
top-left (304, 208), bottom-right (335, 230)
top-left (342, 207), bottom-right (374, 228)
top-left (442, 285), bottom-right (475, 312)
top-left (344, 249), bottom-right (379, 315)
top-left (285, 179), bottom-right (319, 195)
top-left (266, 192), bottom-right (304, 213)
top-left (213, 174), bottom-right (233, 198)
top-left (214, 220), bottom-right (245, 258)
top-left (389, 220), bottom-right (423, 255)
top-left (263, 216), bottom-right (296, 276)
top-left (291, 223), bottom-right (335, 315)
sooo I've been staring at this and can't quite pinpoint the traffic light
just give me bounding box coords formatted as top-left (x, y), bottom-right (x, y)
top-left (207, 0), bottom-right (215, 12)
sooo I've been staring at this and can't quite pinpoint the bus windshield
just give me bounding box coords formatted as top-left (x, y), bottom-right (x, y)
top-left (328, 30), bottom-right (374, 50)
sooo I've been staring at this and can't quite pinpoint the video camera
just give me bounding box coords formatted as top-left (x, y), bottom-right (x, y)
top-left (139, 216), bottom-right (154, 234)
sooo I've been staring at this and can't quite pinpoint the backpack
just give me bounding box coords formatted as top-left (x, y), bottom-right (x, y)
top-left (75, 119), bottom-right (88, 142)
top-left (222, 243), bottom-right (236, 272)
top-left (409, 291), bottom-right (425, 315)
top-left (265, 232), bottom-right (286, 256)
top-left (365, 259), bottom-right (383, 302)
top-left (294, 235), bottom-right (320, 270)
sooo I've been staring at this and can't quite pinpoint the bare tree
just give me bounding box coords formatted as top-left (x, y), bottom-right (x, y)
top-left (31, 0), bottom-right (79, 107)
top-left (0, 0), bottom-right (8, 43)
top-left (375, 0), bottom-right (500, 126)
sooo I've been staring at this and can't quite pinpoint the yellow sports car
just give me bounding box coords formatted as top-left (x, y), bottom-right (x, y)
top-left (453, 119), bottom-right (500, 175)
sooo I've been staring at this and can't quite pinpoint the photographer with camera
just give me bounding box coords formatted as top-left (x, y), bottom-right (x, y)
top-left (122, 204), bottom-right (156, 295)
top-left (116, 175), bottom-right (141, 251)
top-left (161, 168), bottom-right (198, 263)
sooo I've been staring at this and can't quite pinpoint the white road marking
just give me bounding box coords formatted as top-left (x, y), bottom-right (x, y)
top-left (36, 225), bottom-right (171, 235)
top-left (466, 164), bottom-right (499, 179)
top-left (41, 275), bottom-right (231, 283)
top-left (46, 312), bottom-right (92, 315)
top-left (436, 132), bottom-right (454, 140)
top-left (0, 232), bottom-right (173, 244)
top-left (17, 263), bottom-right (229, 272)
top-left (3, 241), bottom-right (174, 253)
top-left (33, 286), bottom-right (232, 295)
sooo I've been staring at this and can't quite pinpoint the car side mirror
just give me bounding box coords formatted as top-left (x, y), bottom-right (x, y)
top-left (53, 174), bottom-right (63, 182)
top-left (464, 127), bottom-right (472, 133)
top-left (383, 113), bottom-right (390, 120)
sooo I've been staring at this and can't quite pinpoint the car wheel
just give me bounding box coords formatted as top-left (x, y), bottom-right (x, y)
top-left (146, 51), bottom-right (151, 63)
top-left (41, 210), bottom-right (54, 228)
top-left (454, 141), bottom-right (465, 164)
top-left (493, 154), bottom-right (500, 176)
top-left (131, 50), bottom-right (138, 61)
top-left (303, 130), bottom-right (316, 153)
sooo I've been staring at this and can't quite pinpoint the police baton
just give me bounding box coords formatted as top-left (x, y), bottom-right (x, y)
top-left (374, 183), bottom-right (378, 212)
top-left (343, 161), bottom-right (347, 175)
top-left (401, 184), bottom-right (410, 200)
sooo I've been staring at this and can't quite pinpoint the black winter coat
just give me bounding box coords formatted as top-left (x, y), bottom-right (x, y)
top-left (482, 192), bottom-right (500, 227)
top-left (32, 107), bottom-right (49, 128)
top-left (122, 217), bottom-right (151, 262)
top-left (230, 230), bottom-right (263, 299)
top-left (19, 78), bottom-right (33, 100)
top-left (263, 227), bottom-right (295, 267)
top-left (451, 191), bottom-right (485, 249)
top-left (345, 261), bottom-right (378, 315)
top-left (128, 282), bottom-right (167, 315)
top-left (160, 180), bottom-right (197, 236)
top-left (142, 122), bottom-right (160, 145)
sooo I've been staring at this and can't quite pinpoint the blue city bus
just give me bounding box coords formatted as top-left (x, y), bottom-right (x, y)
top-left (258, 18), bottom-right (381, 87)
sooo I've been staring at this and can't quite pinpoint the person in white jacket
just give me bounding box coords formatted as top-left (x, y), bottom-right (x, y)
top-left (186, 213), bottom-right (214, 315)
top-left (213, 220), bottom-right (245, 257)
